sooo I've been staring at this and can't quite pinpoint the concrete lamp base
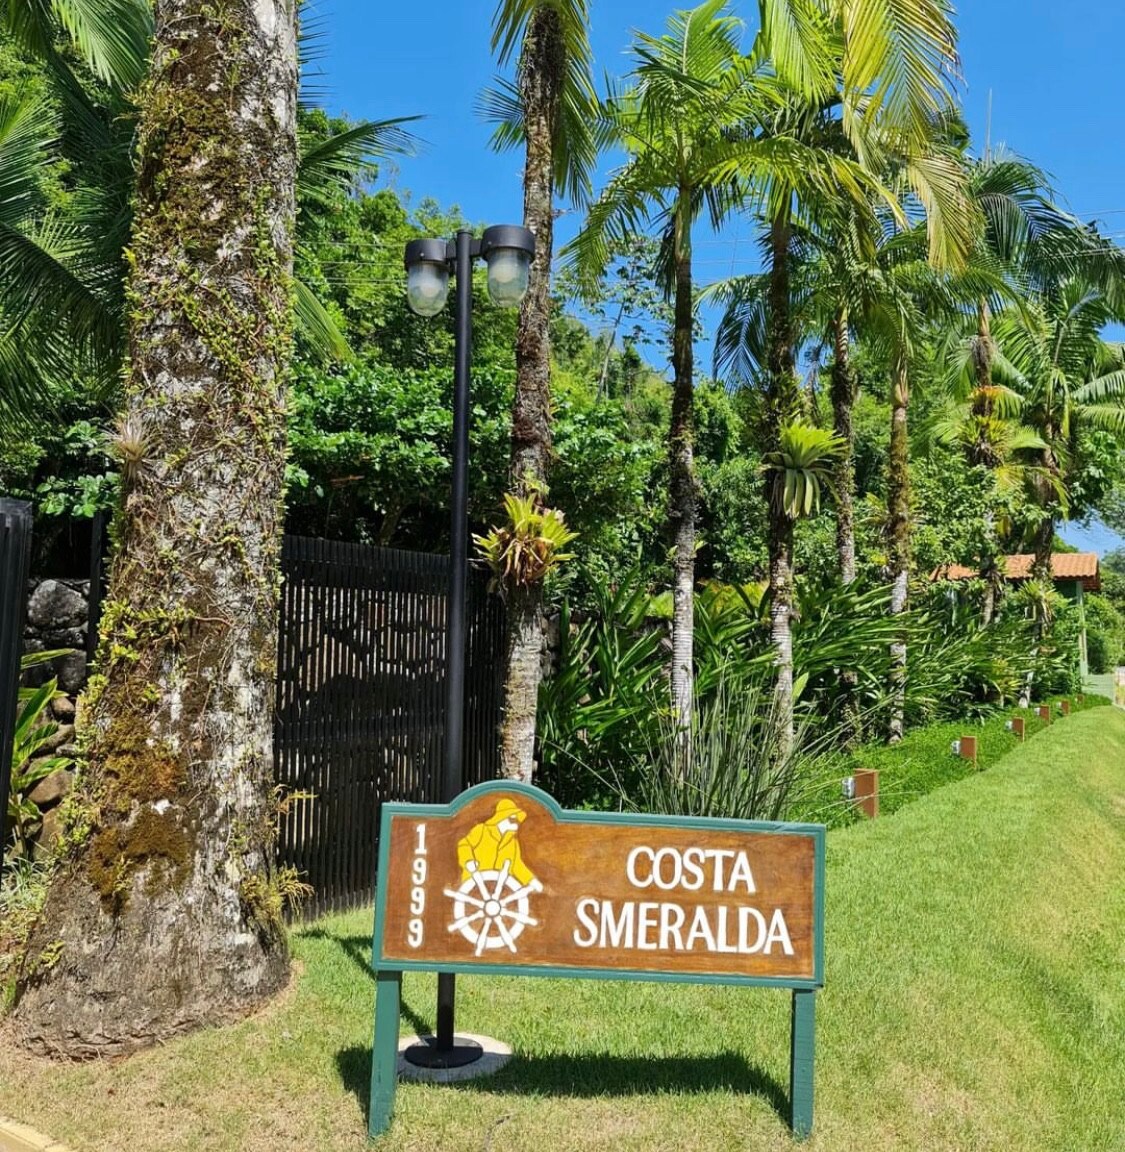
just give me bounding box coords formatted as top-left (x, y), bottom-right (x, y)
top-left (398, 1033), bottom-right (512, 1084)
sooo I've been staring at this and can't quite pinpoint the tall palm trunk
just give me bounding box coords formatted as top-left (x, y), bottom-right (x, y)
top-left (887, 352), bottom-right (911, 743)
top-left (1020, 442), bottom-right (1059, 706)
top-left (831, 307), bottom-right (857, 582)
top-left (1031, 441), bottom-right (1060, 584)
top-left (15, 0), bottom-right (298, 1055)
top-left (766, 214), bottom-right (797, 747)
top-left (972, 300), bottom-right (1003, 626)
top-left (669, 190), bottom-right (696, 738)
top-left (499, 6), bottom-right (563, 783)
top-left (831, 305), bottom-right (860, 740)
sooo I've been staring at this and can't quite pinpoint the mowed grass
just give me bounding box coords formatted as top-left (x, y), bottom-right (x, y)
top-left (1, 708), bottom-right (1123, 1152)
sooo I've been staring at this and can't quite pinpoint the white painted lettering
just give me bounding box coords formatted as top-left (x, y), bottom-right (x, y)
top-left (681, 848), bottom-right (705, 891)
top-left (573, 898), bottom-right (599, 947)
top-left (764, 908), bottom-right (794, 955)
top-left (685, 905), bottom-right (717, 951)
top-left (653, 848), bottom-right (681, 891)
top-left (626, 847), bottom-right (654, 889)
top-left (602, 900), bottom-right (635, 949)
top-left (738, 907), bottom-right (766, 953)
top-left (708, 849), bottom-right (735, 891)
top-left (715, 906), bottom-right (738, 953)
top-left (728, 852), bottom-right (757, 894)
top-left (637, 902), bottom-right (660, 949)
top-left (659, 903), bottom-right (686, 950)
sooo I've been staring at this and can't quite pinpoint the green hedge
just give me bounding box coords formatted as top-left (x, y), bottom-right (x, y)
top-left (793, 693), bottom-right (1111, 828)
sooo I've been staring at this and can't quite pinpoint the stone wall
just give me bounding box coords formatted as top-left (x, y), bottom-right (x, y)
top-left (15, 578), bottom-right (93, 856)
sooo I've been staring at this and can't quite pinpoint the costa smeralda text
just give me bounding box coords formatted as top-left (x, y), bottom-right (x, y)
top-left (572, 845), bottom-right (794, 955)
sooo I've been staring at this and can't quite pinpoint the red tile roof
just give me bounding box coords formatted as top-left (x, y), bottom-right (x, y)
top-left (934, 553), bottom-right (1100, 591)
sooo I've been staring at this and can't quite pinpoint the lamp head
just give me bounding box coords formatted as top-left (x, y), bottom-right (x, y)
top-left (481, 224), bottom-right (535, 308)
top-left (404, 238), bottom-right (451, 317)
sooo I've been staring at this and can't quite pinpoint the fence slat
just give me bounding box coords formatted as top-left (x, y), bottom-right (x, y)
top-left (274, 535), bottom-right (505, 918)
top-left (0, 499), bottom-right (33, 868)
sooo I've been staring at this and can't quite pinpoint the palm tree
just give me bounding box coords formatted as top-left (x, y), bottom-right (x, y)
top-left (569, 0), bottom-right (753, 736)
top-left (486, 0), bottom-right (595, 783)
top-left (742, 0), bottom-right (973, 745)
top-left (14, 0), bottom-right (302, 1056)
top-left (0, 2), bottom-right (411, 431)
top-left (572, 0), bottom-right (880, 736)
top-left (951, 152), bottom-right (1104, 622)
top-left (0, 0), bottom-right (150, 429)
top-left (993, 279), bottom-right (1125, 580)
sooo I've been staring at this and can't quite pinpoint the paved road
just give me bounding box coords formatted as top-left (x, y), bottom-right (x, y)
top-left (1085, 672), bottom-right (1119, 705)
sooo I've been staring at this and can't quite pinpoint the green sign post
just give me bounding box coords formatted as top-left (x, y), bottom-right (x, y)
top-left (369, 780), bottom-right (826, 1140)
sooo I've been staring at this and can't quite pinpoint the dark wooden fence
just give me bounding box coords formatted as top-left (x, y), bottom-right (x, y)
top-left (274, 535), bottom-right (505, 918)
top-left (0, 500), bottom-right (33, 868)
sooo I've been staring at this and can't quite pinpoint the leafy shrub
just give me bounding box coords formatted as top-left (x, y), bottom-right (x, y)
top-left (601, 672), bottom-right (840, 822)
top-left (5, 652), bottom-right (74, 860)
top-left (1084, 593), bottom-right (1124, 673)
top-left (537, 572), bottom-right (665, 809)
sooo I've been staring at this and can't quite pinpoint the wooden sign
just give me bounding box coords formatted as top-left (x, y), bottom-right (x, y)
top-left (369, 782), bottom-right (825, 1140)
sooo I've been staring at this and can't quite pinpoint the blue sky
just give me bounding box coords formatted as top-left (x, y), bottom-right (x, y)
top-left (310, 0), bottom-right (1125, 553)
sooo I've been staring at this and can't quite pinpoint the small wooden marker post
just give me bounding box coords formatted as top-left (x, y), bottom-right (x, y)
top-left (1037, 705), bottom-right (1052, 724)
top-left (1009, 716), bottom-right (1026, 741)
top-left (1059, 699), bottom-right (1071, 716)
top-left (957, 735), bottom-right (978, 767)
top-left (853, 769), bottom-right (879, 819)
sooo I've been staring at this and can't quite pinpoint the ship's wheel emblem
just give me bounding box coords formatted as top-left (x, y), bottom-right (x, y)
top-left (446, 799), bottom-right (542, 956)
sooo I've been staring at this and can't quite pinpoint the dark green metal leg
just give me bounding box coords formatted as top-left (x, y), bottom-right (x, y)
top-left (368, 969), bottom-right (402, 1140)
top-left (789, 989), bottom-right (815, 1140)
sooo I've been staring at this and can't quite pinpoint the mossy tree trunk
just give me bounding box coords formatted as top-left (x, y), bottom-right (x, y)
top-left (499, 6), bottom-right (563, 784)
top-left (766, 214), bottom-right (798, 750)
top-left (13, 0), bottom-right (298, 1056)
top-left (668, 189), bottom-right (697, 742)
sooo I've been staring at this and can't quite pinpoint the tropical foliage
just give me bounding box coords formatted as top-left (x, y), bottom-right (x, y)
top-left (2, 0), bottom-right (1123, 839)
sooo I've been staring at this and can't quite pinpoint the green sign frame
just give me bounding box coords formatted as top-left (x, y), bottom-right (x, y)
top-left (368, 780), bottom-right (826, 1141)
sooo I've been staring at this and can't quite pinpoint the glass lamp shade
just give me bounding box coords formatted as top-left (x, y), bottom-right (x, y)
top-left (406, 260), bottom-right (450, 317)
top-left (485, 246), bottom-right (531, 308)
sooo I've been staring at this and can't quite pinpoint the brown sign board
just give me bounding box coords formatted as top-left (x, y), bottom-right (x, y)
top-left (372, 781), bottom-right (824, 987)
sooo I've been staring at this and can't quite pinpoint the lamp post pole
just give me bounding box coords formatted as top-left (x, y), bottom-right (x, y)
top-left (434, 229), bottom-right (475, 1054)
top-left (402, 223), bottom-right (535, 1069)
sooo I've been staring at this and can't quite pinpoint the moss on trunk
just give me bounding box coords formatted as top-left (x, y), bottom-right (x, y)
top-left (11, 0), bottom-right (299, 1056)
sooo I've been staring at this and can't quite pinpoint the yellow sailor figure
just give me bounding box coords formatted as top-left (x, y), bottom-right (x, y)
top-left (457, 798), bottom-right (539, 889)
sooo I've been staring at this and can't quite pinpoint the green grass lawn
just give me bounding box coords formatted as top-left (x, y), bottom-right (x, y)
top-left (796, 693), bottom-right (1108, 828)
top-left (2, 707), bottom-right (1123, 1152)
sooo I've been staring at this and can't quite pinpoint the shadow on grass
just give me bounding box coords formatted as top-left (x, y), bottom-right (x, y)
top-left (300, 928), bottom-right (433, 1036)
top-left (336, 1044), bottom-right (790, 1126)
top-left (307, 928), bottom-right (790, 1125)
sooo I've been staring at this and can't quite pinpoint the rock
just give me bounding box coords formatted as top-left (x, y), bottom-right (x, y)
top-left (27, 580), bottom-right (88, 631)
top-left (28, 768), bottom-right (73, 807)
top-left (57, 743), bottom-right (80, 758)
top-left (39, 627), bottom-right (87, 650)
top-left (50, 696), bottom-right (76, 721)
top-left (38, 806), bottom-right (65, 853)
top-left (40, 724), bottom-right (75, 753)
top-left (56, 651), bottom-right (88, 694)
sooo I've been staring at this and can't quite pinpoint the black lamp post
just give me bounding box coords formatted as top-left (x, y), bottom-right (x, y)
top-left (401, 225), bottom-right (535, 1068)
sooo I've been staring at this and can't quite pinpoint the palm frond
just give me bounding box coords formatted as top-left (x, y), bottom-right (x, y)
top-left (298, 117), bottom-right (420, 200)
top-left (3, 0), bottom-right (152, 90)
